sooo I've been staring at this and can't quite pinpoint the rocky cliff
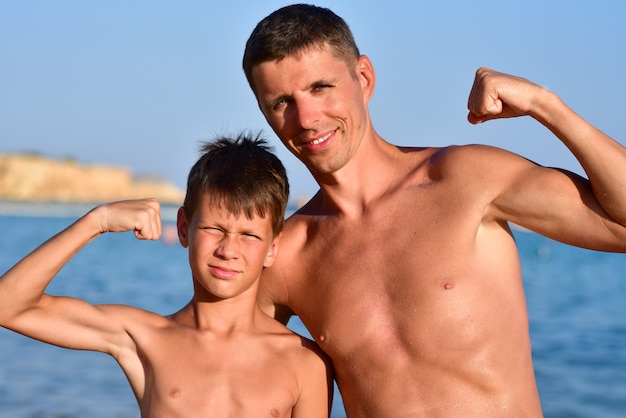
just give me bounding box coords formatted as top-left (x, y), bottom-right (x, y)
top-left (0, 153), bottom-right (185, 205)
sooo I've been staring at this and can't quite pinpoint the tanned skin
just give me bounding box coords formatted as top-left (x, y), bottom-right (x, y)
top-left (0, 198), bottom-right (333, 417)
top-left (251, 46), bottom-right (626, 417)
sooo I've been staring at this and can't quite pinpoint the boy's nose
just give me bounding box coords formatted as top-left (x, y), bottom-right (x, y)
top-left (216, 235), bottom-right (240, 259)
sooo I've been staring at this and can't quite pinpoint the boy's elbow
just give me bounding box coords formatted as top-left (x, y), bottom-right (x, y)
top-left (0, 290), bottom-right (42, 330)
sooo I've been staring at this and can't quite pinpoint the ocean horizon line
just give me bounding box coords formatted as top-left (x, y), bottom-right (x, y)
top-left (0, 200), bottom-right (302, 223)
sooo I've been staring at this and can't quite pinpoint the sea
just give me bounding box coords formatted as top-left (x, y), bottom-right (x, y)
top-left (0, 204), bottom-right (625, 418)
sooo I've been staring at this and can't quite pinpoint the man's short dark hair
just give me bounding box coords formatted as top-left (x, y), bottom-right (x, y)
top-left (243, 4), bottom-right (360, 92)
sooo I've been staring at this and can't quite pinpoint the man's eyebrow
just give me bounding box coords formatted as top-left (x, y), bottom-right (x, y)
top-left (308, 77), bottom-right (339, 88)
top-left (293, 77), bottom-right (340, 94)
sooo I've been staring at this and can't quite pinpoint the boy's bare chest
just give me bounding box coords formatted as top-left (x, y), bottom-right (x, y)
top-left (137, 332), bottom-right (298, 417)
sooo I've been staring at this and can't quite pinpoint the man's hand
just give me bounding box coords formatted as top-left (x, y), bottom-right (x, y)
top-left (94, 199), bottom-right (162, 240)
top-left (467, 67), bottom-right (543, 125)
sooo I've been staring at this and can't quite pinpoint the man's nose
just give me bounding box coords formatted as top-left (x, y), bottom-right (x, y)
top-left (294, 98), bottom-right (320, 129)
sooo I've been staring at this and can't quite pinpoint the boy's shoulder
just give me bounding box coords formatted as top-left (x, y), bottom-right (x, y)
top-left (258, 312), bottom-right (330, 364)
top-left (99, 303), bottom-right (175, 332)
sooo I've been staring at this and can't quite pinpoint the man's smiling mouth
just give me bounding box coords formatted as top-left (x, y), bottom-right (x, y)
top-left (305, 131), bottom-right (334, 146)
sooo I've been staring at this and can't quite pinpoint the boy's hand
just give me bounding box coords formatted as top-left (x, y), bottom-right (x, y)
top-left (95, 199), bottom-right (162, 240)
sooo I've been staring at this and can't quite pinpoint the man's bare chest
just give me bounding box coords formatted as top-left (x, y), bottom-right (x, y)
top-left (284, 201), bottom-right (483, 345)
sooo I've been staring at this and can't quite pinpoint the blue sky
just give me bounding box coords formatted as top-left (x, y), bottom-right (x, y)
top-left (1, 1), bottom-right (625, 202)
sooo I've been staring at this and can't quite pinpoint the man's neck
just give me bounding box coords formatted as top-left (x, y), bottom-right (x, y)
top-left (311, 136), bottom-right (405, 216)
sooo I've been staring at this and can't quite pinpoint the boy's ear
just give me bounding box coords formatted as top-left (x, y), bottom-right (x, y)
top-left (176, 207), bottom-right (190, 248)
top-left (263, 232), bottom-right (282, 268)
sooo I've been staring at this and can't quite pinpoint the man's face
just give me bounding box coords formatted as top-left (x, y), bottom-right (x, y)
top-left (251, 46), bottom-right (373, 177)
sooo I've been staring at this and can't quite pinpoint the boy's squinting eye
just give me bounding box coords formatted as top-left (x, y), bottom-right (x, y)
top-left (201, 226), bottom-right (223, 235)
top-left (200, 226), bottom-right (261, 241)
top-left (242, 232), bottom-right (261, 240)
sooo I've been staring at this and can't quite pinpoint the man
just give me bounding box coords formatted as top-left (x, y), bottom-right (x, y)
top-left (242, 4), bottom-right (626, 417)
top-left (0, 134), bottom-right (332, 417)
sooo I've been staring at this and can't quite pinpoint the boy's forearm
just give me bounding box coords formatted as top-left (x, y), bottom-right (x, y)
top-left (0, 208), bottom-right (103, 325)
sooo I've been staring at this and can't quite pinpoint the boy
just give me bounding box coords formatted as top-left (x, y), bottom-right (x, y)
top-left (0, 133), bottom-right (333, 417)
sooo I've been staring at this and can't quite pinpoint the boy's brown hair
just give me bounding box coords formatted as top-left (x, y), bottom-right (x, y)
top-left (183, 132), bottom-right (289, 236)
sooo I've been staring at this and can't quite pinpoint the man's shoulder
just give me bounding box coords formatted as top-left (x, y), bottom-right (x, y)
top-left (429, 143), bottom-right (501, 160)
top-left (426, 143), bottom-right (518, 174)
top-left (279, 204), bottom-right (321, 249)
top-left (393, 144), bottom-right (485, 173)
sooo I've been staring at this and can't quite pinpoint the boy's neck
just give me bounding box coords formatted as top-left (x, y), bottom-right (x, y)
top-left (172, 294), bottom-right (262, 335)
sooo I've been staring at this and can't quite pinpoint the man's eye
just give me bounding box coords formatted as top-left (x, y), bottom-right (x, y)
top-left (273, 98), bottom-right (289, 110)
top-left (313, 84), bottom-right (331, 92)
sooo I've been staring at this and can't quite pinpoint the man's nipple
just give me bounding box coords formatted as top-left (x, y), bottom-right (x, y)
top-left (441, 280), bottom-right (455, 291)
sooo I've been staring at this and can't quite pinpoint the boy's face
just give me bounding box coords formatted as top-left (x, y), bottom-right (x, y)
top-left (177, 195), bottom-right (279, 301)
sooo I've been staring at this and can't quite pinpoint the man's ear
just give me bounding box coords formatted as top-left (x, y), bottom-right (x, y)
top-left (176, 207), bottom-right (190, 248)
top-left (356, 55), bottom-right (376, 102)
top-left (263, 232), bottom-right (282, 268)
